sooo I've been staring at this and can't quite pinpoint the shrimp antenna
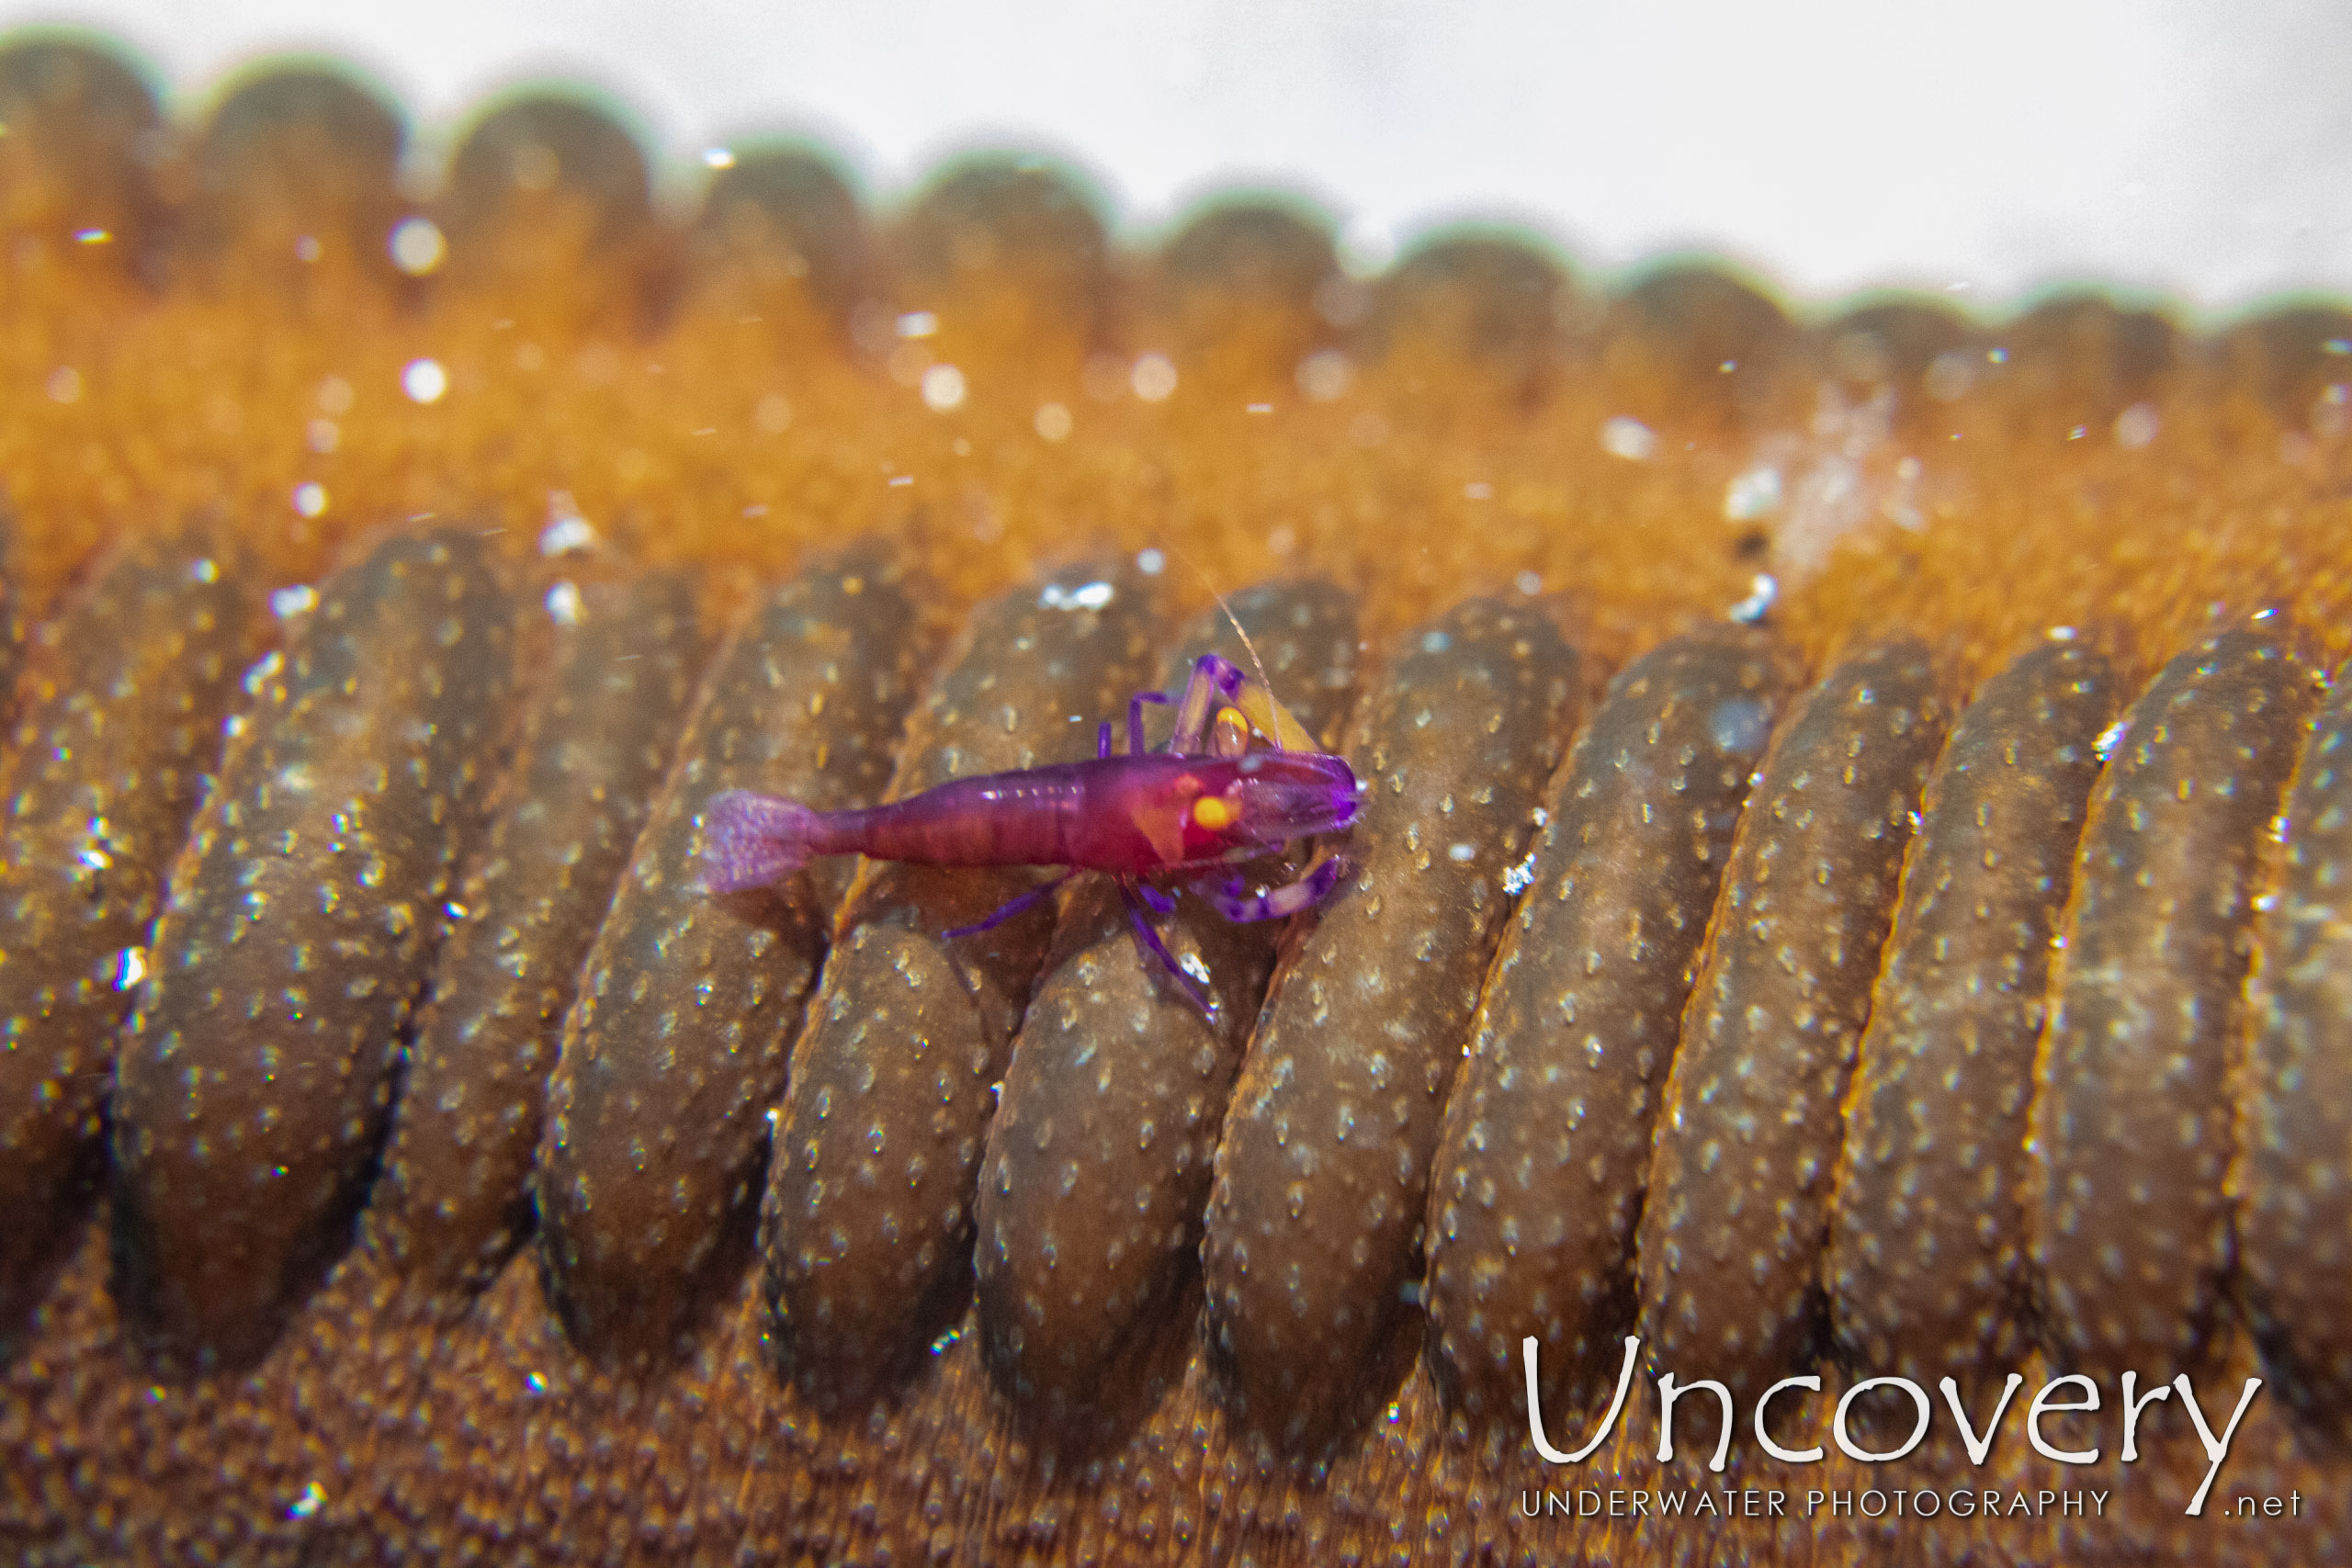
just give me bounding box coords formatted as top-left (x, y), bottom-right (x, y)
top-left (1170, 544), bottom-right (1288, 750)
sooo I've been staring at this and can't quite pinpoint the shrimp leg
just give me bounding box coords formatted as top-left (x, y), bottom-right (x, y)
top-left (1117, 875), bottom-right (1215, 1015)
top-left (1127, 690), bottom-right (1170, 756)
top-left (944, 870), bottom-right (1078, 941)
top-left (1191, 856), bottom-right (1351, 922)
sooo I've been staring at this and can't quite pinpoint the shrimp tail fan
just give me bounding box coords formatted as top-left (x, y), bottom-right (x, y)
top-left (702, 790), bottom-right (820, 893)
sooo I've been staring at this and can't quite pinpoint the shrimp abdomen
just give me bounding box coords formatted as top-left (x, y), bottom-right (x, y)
top-left (842, 766), bottom-right (1094, 866)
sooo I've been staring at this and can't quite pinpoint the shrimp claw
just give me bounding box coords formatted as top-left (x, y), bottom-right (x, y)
top-left (1191, 856), bottom-right (1351, 922)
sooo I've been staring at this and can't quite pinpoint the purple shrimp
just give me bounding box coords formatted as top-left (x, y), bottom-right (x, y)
top-left (704, 653), bottom-right (1359, 1009)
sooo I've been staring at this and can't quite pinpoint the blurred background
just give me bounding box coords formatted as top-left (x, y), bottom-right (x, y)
top-left (9, 0), bottom-right (2348, 314)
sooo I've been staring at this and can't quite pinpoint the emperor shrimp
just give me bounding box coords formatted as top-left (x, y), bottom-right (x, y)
top-left (701, 650), bottom-right (1361, 1010)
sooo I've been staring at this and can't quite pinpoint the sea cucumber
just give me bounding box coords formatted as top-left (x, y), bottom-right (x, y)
top-left (0, 542), bottom-right (253, 1340)
top-left (2237, 656), bottom-right (2352, 1425)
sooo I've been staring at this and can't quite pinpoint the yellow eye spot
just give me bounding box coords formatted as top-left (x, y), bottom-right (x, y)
top-left (1210, 707), bottom-right (1250, 759)
top-left (1192, 796), bottom-right (1237, 830)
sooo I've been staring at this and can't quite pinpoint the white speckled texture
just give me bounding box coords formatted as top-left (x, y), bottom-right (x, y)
top-left (537, 556), bottom-right (922, 1368)
top-left (372, 570), bottom-right (710, 1310)
top-left (2032, 626), bottom-right (2314, 1383)
top-left (1638, 639), bottom-right (1943, 1404)
top-left (1426, 626), bottom-right (1790, 1418)
top-left (2237, 655), bottom-right (2352, 1427)
top-left (1828, 639), bottom-right (2117, 1389)
top-left (0, 541), bottom-right (254, 1339)
top-left (111, 529), bottom-right (510, 1370)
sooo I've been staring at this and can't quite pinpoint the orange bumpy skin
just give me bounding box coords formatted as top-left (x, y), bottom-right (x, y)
top-left (9, 31), bottom-right (2352, 1567)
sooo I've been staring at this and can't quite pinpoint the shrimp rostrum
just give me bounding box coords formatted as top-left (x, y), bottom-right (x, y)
top-left (702, 652), bottom-right (1361, 1010)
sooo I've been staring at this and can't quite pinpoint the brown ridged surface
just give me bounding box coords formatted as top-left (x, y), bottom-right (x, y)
top-left (1203, 597), bottom-right (1578, 1445)
top-left (0, 38), bottom-right (164, 277)
top-left (0, 507), bottom-right (28, 711)
top-left (2001, 292), bottom-right (2178, 430)
top-left (2032, 626), bottom-right (2317, 1384)
top-left (1600, 260), bottom-right (1797, 432)
top-left (369, 570), bottom-right (710, 1308)
top-left (2237, 658), bottom-right (2352, 1427)
top-left (9, 30), bottom-right (2352, 1563)
top-left (694, 144), bottom-right (872, 334)
top-left (436, 92), bottom-right (660, 328)
top-left (1827, 638), bottom-right (2120, 1388)
top-left (1373, 233), bottom-right (1574, 403)
top-left (109, 529), bottom-right (512, 1371)
top-left (892, 157), bottom-right (1111, 372)
top-left (181, 67), bottom-right (405, 287)
top-left (1426, 627), bottom-right (1793, 1417)
top-left (1157, 203), bottom-right (1340, 390)
top-left (763, 560), bottom-right (1157, 1407)
top-left (0, 542), bottom-right (254, 1343)
top-left (535, 556), bottom-right (922, 1368)
top-left (1639, 640), bottom-right (1946, 1404)
top-left (975, 578), bottom-right (1361, 1419)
